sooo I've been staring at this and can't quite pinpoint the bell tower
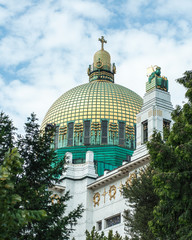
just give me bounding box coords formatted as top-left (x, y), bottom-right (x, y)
top-left (132, 66), bottom-right (173, 160)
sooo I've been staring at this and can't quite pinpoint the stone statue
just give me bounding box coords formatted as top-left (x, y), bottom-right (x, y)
top-left (147, 66), bottom-right (168, 92)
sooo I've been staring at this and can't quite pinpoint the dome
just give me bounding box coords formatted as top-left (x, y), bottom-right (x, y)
top-left (41, 80), bottom-right (142, 148)
top-left (42, 80), bottom-right (142, 150)
top-left (41, 36), bottom-right (143, 175)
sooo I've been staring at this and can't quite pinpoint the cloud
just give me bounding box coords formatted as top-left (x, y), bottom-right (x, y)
top-left (0, 0), bottom-right (192, 134)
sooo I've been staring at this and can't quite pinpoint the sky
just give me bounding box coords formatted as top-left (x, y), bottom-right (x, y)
top-left (1, 0), bottom-right (192, 134)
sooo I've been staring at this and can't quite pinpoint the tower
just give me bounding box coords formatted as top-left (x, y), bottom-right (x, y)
top-left (132, 65), bottom-right (173, 160)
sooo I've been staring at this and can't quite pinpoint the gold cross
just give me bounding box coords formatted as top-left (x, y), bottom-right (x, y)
top-left (102, 188), bottom-right (108, 203)
top-left (98, 36), bottom-right (107, 50)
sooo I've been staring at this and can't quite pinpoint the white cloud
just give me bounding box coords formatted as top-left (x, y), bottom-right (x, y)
top-left (155, 0), bottom-right (192, 20)
top-left (0, 0), bottom-right (192, 134)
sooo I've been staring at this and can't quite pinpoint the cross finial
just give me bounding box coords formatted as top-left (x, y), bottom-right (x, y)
top-left (98, 36), bottom-right (107, 50)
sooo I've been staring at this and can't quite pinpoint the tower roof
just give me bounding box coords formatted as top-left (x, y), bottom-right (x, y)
top-left (87, 36), bottom-right (116, 83)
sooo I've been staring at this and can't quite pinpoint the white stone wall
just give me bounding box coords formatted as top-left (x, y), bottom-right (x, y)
top-left (59, 154), bottom-right (145, 240)
top-left (133, 88), bottom-right (173, 161)
top-left (92, 178), bottom-right (126, 237)
top-left (60, 152), bottom-right (97, 240)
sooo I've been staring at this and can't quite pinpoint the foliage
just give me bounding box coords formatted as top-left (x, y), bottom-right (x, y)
top-left (0, 148), bottom-right (46, 240)
top-left (0, 112), bottom-right (16, 164)
top-left (0, 112), bottom-right (83, 240)
top-left (147, 70), bottom-right (192, 239)
top-left (86, 226), bottom-right (128, 240)
top-left (122, 167), bottom-right (158, 240)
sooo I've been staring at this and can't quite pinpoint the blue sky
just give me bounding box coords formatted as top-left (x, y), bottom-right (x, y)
top-left (1, 0), bottom-right (192, 133)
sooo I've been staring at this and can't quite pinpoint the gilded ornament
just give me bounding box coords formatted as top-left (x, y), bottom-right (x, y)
top-left (93, 192), bottom-right (100, 207)
top-left (102, 188), bottom-right (108, 203)
top-left (109, 122), bottom-right (118, 132)
top-left (51, 194), bottom-right (60, 205)
top-left (113, 63), bottom-right (116, 74)
top-left (109, 185), bottom-right (116, 200)
top-left (126, 172), bottom-right (137, 187)
top-left (74, 123), bottom-right (83, 133)
top-left (95, 58), bottom-right (103, 69)
top-left (59, 126), bottom-right (67, 135)
top-left (87, 67), bottom-right (90, 75)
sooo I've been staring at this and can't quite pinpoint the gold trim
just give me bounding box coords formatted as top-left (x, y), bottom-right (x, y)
top-left (93, 192), bottom-right (100, 207)
top-left (102, 188), bottom-right (108, 203)
top-left (109, 185), bottom-right (116, 200)
top-left (51, 194), bottom-right (60, 205)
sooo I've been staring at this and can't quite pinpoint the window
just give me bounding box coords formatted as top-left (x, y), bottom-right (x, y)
top-left (163, 119), bottom-right (171, 130)
top-left (163, 119), bottom-right (171, 140)
top-left (105, 214), bottom-right (121, 228)
top-left (84, 120), bottom-right (91, 145)
top-left (142, 120), bottom-right (148, 143)
top-left (67, 122), bottom-right (74, 146)
top-left (101, 120), bottom-right (108, 144)
top-left (54, 125), bottom-right (59, 150)
top-left (96, 221), bottom-right (102, 231)
top-left (119, 122), bottom-right (125, 146)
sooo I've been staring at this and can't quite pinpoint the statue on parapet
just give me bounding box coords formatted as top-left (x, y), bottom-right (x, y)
top-left (147, 65), bottom-right (168, 92)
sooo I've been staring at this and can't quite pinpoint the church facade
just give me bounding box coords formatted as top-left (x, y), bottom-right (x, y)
top-left (42, 37), bottom-right (173, 239)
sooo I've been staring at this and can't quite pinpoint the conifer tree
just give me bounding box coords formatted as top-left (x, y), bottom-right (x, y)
top-left (0, 112), bottom-right (83, 239)
top-left (15, 113), bottom-right (83, 239)
top-left (123, 167), bottom-right (158, 240)
top-left (86, 226), bottom-right (127, 240)
top-left (0, 112), bottom-right (16, 163)
top-left (0, 148), bottom-right (46, 240)
top-left (147, 70), bottom-right (192, 239)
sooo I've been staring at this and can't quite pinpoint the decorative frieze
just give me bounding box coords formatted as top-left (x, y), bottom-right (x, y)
top-left (93, 179), bottom-right (135, 207)
top-left (59, 126), bottom-right (67, 139)
top-left (109, 185), bottom-right (116, 200)
top-left (93, 192), bottom-right (100, 207)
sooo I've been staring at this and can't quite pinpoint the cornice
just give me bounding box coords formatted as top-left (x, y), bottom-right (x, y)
top-left (87, 154), bottom-right (150, 190)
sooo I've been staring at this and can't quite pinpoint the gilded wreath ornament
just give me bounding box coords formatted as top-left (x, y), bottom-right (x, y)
top-left (51, 194), bottom-right (60, 205)
top-left (93, 192), bottom-right (100, 207)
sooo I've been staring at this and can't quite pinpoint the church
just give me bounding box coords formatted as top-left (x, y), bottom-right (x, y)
top-left (41, 36), bottom-right (173, 239)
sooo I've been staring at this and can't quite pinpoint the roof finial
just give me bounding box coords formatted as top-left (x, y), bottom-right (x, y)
top-left (98, 36), bottom-right (107, 50)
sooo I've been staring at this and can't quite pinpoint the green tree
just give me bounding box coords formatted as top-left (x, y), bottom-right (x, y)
top-left (0, 112), bottom-right (16, 163)
top-left (0, 112), bottom-right (83, 240)
top-left (122, 167), bottom-right (158, 240)
top-left (0, 148), bottom-right (46, 240)
top-left (15, 113), bottom-right (83, 239)
top-left (86, 226), bottom-right (127, 240)
top-left (147, 70), bottom-right (192, 239)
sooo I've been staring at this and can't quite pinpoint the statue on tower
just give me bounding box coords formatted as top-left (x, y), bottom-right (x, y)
top-left (146, 65), bottom-right (168, 92)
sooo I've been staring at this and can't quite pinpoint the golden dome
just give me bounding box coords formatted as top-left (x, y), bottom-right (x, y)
top-left (41, 36), bottom-right (143, 151)
top-left (41, 81), bottom-right (142, 131)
